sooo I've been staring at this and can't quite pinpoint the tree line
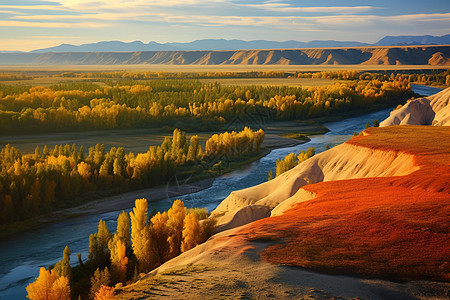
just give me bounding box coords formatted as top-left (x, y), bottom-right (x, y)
top-left (54, 70), bottom-right (450, 87)
top-left (0, 127), bottom-right (264, 226)
top-left (0, 77), bottom-right (414, 134)
top-left (0, 73), bottom-right (32, 81)
top-left (56, 70), bottom-right (287, 80)
top-left (26, 198), bottom-right (216, 300)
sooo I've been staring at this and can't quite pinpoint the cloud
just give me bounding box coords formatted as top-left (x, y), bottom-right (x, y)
top-left (59, 0), bottom-right (223, 10)
top-left (12, 12), bottom-right (164, 21)
top-left (0, 20), bottom-right (108, 28)
top-left (240, 3), bottom-right (376, 14)
top-left (0, 0), bottom-right (449, 50)
top-left (0, 5), bottom-right (69, 11)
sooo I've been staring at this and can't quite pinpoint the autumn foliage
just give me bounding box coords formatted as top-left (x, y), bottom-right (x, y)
top-left (0, 75), bottom-right (413, 135)
top-left (275, 146), bottom-right (315, 177)
top-left (0, 127), bottom-right (263, 226)
top-left (27, 197), bottom-right (214, 299)
top-left (26, 267), bottom-right (70, 300)
top-left (94, 285), bottom-right (115, 300)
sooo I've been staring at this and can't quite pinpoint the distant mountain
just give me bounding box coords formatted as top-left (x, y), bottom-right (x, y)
top-left (376, 34), bottom-right (450, 46)
top-left (21, 35), bottom-right (450, 53)
top-left (31, 41), bottom-right (179, 53)
top-left (31, 39), bottom-right (370, 53)
top-left (2, 45), bottom-right (449, 66)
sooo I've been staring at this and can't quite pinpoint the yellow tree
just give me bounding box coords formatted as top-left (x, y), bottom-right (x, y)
top-left (109, 235), bottom-right (128, 283)
top-left (26, 267), bottom-right (70, 300)
top-left (94, 285), bottom-right (116, 300)
top-left (150, 211), bottom-right (169, 265)
top-left (50, 276), bottom-right (71, 300)
top-left (116, 211), bottom-right (130, 248)
top-left (167, 199), bottom-right (185, 258)
top-left (181, 213), bottom-right (201, 252)
top-left (130, 198), bottom-right (153, 271)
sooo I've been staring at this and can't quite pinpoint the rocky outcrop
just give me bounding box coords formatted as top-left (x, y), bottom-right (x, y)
top-left (380, 87), bottom-right (450, 126)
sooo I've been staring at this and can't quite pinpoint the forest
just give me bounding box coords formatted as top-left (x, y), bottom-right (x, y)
top-left (0, 127), bottom-right (264, 226)
top-left (1, 69), bottom-right (443, 228)
top-left (2, 69), bottom-right (445, 299)
top-left (0, 71), bottom-right (416, 134)
top-left (53, 69), bottom-right (450, 86)
top-left (26, 198), bottom-right (217, 300)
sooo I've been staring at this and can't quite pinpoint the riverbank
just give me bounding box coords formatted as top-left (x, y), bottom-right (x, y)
top-left (40, 133), bottom-right (308, 219)
top-left (0, 84), bottom-right (441, 300)
top-left (0, 132), bottom-right (308, 241)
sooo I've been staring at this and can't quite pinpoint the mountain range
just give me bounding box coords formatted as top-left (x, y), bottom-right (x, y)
top-left (1, 45), bottom-right (448, 66)
top-left (25, 34), bottom-right (450, 53)
top-left (0, 45), bottom-right (450, 66)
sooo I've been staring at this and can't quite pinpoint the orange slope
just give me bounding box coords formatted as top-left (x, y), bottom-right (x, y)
top-left (238, 126), bottom-right (450, 281)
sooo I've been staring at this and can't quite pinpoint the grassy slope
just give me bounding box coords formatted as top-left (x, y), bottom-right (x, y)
top-left (239, 126), bottom-right (450, 282)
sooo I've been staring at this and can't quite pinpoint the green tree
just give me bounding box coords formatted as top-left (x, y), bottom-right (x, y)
top-left (89, 267), bottom-right (111, 300)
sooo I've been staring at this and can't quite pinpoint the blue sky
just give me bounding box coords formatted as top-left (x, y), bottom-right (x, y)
top-left (0, 0), bottom-right (449, 51)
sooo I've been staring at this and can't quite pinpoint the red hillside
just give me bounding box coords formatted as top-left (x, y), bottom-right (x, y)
top-left (239, 126), bottom-right (450, 282)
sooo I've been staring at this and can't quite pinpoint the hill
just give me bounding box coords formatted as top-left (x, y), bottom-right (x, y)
top-left (1, 45), bottom-right (449, 66)
top-left (117, 88), bottom-right (450, 299)
top-left (117, 125), bottom-right (450, 299)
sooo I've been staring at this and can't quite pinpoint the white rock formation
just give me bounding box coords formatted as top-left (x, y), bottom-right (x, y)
top-left (210, 142), bottom-right (418, 230)
top-left (380, 87), bottom-right (450, 126)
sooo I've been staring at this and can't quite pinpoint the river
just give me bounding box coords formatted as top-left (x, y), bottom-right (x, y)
top-left (0, 84), bottom-right (442, 299)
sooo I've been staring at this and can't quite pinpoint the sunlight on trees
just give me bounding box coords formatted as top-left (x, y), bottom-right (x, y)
top-left (116, 211), bottom-right (130, 248)
top-left (108, 235), bottom-right (128, 283)
top-left (167, 199), bottom-right (186, 259)
top-left (27, 198), bottom-right (214, 299)
top-left (181, 213), bottom-right (201, 252)
top-left (94, 285), bottom-right (115, 300)
top-left (275, 147), bottom-right (316, 177)
top-left (150, 211), bottom-right (170, 265)
top-left (26, 267), bottom-right (70, 300)
top-left (130, 198), bottom-right (153, 272)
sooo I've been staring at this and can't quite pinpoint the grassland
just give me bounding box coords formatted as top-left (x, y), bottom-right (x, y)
top-left (0, 118), bottom-right (326, 155)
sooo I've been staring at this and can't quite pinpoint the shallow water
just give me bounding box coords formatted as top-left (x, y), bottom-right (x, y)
top-left (0, 84), bottom-right (441, 299)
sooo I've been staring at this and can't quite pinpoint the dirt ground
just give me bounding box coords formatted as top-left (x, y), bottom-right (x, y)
top-left (117, 231), bottom-right (449, 300)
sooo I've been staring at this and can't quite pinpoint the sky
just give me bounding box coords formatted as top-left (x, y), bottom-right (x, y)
top-left (0, 0), bottom-right (449, 51)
